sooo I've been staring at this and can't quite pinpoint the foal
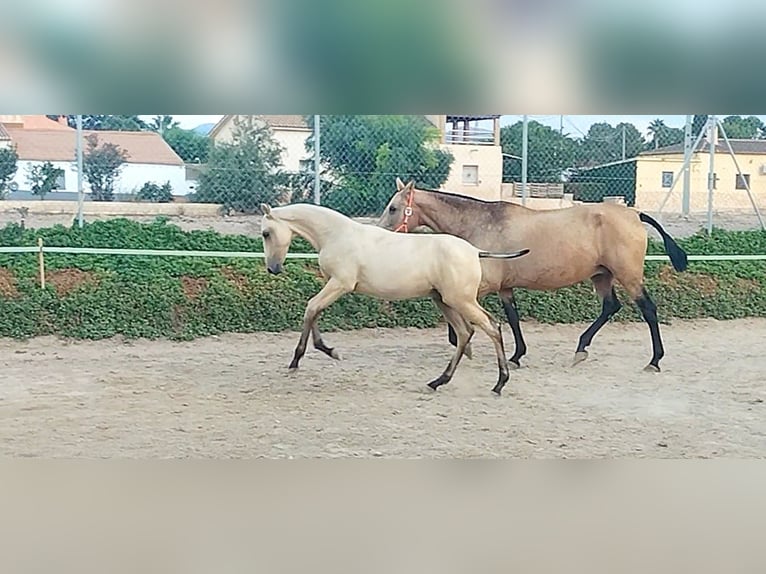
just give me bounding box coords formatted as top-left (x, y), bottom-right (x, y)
top-left (378, 179), bottom-right (689, 372)
top-left (259, 202), bottom-right (529, 395)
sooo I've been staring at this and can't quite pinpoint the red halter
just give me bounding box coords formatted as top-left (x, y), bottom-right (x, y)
top-left (393, 188), bottom-right (414, 233)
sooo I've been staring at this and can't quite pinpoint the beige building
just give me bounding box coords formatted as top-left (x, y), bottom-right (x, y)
top-left (425, 115), bottom-right (503, 200)
top-left (208, 114), bottom-right (504, 199)
top-left (636, 138), bottom-right (766, 212)
top-left (209, 115), bottom-right (312, 173)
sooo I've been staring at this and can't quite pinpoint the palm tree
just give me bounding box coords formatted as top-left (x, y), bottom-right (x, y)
top-left (648, 118), bottom-right (666, 150)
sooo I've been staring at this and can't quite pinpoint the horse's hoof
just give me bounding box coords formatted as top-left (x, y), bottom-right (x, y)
top-left (464, 344), bottom-right (473, 360)
top-left (571, 351), bottom-right (588, 367)
top-left (491, 384), bottom-right (504, 396)
top-left (643, 364), bottom-right (661, 373)
top-left (330, 348), bottom-right (342, 360)
top-left (427, 381), bottom-right (439, 391)
top-left (508, 359), bottom-right (520, 370)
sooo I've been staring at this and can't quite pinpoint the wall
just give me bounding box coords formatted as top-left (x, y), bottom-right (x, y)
top-left (439, 143), bottom-right (503, 200)
top-left (636, 153), bottom-right (766, 212)
top-left (0, 200), bottom-right (222, 216)
top-left (11, 161), bottom-right (188, 197)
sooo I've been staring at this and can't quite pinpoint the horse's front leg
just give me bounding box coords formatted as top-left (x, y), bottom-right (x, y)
top-left (289, 278), bottom-right (348, 370)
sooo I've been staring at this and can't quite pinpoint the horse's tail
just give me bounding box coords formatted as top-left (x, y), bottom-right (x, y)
top-left (638, 212), bottom-right (688, 272)
top-left (478, 248), bottom-right (530, 260)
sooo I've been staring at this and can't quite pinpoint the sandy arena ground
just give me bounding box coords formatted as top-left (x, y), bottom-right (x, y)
top-left (0, 318), bottom-right (764, 458)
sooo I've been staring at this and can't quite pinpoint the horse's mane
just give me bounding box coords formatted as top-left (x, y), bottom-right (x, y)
top-left (272, 202), bottom-right (353, 224)
top-left (417, 187), bottom-right (506, 209)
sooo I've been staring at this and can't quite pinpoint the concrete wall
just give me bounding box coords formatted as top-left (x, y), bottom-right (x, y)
top-left (0, 200), bottom-right (223, 217)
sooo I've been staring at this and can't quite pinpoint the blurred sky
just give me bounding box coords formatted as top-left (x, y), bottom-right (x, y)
top-left (162, 115), bottom-right (766, 139)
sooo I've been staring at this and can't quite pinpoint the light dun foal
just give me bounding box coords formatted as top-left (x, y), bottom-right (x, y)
top-left (379, 179), bottom-right (689, 372)
top-left (259, 202), bottom-right (529, 395)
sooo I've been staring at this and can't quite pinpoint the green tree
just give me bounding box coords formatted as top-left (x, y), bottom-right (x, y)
top-left (0, 146), bottom-right (19, 198)
top-left (577, 122), bottom-right (646, 166)
top-left (137, 181), bottom-right (173, 203)
top-left (148, 115), bottom-right (180, 134)
top-left (196, 116), bottom-right (284, 213)
top-left (309, 115), bottom-right (453, 216)
top-left (647, 118), bottom-right (685, 149)
top-left (162, 127), bottom-right (210, 163)
top-left (500, 120), bottom-right (578, 182)
top-left (720, 115), bottom-right (765, 139)
top-left (81, 134), bottom-right (129, 201)
top-left (26, 161), bottom-right (64, 199)
top-left (692, 115), bottom-right (709, 138)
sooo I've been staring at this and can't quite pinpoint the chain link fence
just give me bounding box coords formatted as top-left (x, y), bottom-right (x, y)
top-left (1, 115), bottom-right (764, 234)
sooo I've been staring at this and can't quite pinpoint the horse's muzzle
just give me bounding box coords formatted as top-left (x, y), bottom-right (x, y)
top-left (267, 263), bottom-right (283, 275)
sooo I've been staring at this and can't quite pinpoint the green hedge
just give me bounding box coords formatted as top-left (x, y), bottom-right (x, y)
top-left (0, 218), bottom-right (764, 340)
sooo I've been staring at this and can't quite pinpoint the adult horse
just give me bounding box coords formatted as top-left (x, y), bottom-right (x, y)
top-left (377, 179), bottom-right (689, 372)
top-left (259, 202), bottom-right (530, 395)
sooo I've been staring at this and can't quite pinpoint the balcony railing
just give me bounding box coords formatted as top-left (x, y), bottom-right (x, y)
top-left (443, 127), bottom-right (497, 145)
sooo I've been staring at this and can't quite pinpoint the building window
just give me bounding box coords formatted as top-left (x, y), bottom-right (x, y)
top-left (735, 173), bottom-right (750, 190)
top-left (661, 171), bottom-right (673, 188)
top-left (462, 165), bottom-right (479, 185)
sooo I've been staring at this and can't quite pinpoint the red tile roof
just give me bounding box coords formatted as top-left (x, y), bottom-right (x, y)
top-left (5, 129), bottom-right (184, 165)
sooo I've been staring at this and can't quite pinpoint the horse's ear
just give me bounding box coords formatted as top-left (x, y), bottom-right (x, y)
top-left (395, 177), bottom-right (405, 191)
top-left (260, 203), bottom-right (272, 217)
top-left (405, 180), bottom-right (415, 191)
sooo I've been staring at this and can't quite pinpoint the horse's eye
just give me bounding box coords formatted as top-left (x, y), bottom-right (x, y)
top-left (389, 205), bottom-right (397, 213)
top-left (262, 231), bottom-right (270, 239)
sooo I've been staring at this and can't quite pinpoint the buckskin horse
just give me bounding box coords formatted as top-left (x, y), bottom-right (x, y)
top-left (378, 179), bottom-right (688, 372)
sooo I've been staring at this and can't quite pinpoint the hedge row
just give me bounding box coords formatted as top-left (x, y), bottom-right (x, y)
top-left (0, 218), bottom-right (764, 340)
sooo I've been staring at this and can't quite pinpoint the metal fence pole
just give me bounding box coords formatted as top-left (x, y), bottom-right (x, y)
top-left (706, 116), bottom-right (717, 235)
top-left (521, 115), bottom-right (528, 206)
top-left (682, 114), bottom-right (692, 216)
top-left (313, 115), bottom-right (321, 205)
top-left (76, 115), bottom-right (84, 228)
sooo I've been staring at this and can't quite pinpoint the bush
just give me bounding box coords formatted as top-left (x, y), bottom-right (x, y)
top-left (137, 181), bottom-right (174, 203)
top-left (0, 219), bottom-right (764, 340)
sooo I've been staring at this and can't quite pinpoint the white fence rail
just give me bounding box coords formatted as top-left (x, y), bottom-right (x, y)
top-left (0, 245), bottom-right (763, 261)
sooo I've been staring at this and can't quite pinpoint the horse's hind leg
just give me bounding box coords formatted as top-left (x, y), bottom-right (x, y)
top-left (311, 323), bottom-right (341, 361)
top-left (289, 278), bottom-right (348, 370)
top-left (572, 273), bottom-right (622, 366)
top-left (634, 286), bottom-right (664, 372)
top-left (499, 289), bottom-right (526, 368)
top-left (429, 293), bottom-right (474, 390)
top-left (449, 300), bottom-right (510, 395)
top-left (447, 323), bottom-right (473, 360)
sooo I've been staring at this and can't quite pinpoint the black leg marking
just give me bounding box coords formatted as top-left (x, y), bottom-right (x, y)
top-left (500, 293), bottom-right (527, 367)
top-left (448, 323), bottom-right (458, 347)
top-left (635, 287), bottom-right (664, 371)
top-left (575, 287), bottom-right (622, 355)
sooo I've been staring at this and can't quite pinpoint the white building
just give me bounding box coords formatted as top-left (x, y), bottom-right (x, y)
top-left (0, 115), bottom-right (187, 199)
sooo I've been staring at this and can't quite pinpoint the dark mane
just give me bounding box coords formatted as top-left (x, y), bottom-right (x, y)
top-left (417, 187), bottom-right (506, 208)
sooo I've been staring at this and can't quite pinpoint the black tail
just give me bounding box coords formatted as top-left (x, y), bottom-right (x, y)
top-left (478, 248), bottom-right (530, 260)
top-left (639, 212), bottom-right (688, 272)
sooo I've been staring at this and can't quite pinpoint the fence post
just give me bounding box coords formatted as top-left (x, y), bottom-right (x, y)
top-left (37, 237), bottom-right (46, 289)
top-left (76, 115), bottom-right (84, 228)
top-left (682, 114), bottom-right (692, 216)
top-left (706, 116), bottom-right (717, 236)
top-left (521, 115), bottom-right (528, 206)
top-left (313, 115), bottom-right (321, 205)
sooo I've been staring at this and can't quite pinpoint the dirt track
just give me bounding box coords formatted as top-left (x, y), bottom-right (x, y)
top-left (1, 318), bottom-right (764, 458)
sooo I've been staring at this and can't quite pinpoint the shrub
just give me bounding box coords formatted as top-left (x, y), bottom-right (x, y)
top-left (0, 219), bottom-right (763, 340)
